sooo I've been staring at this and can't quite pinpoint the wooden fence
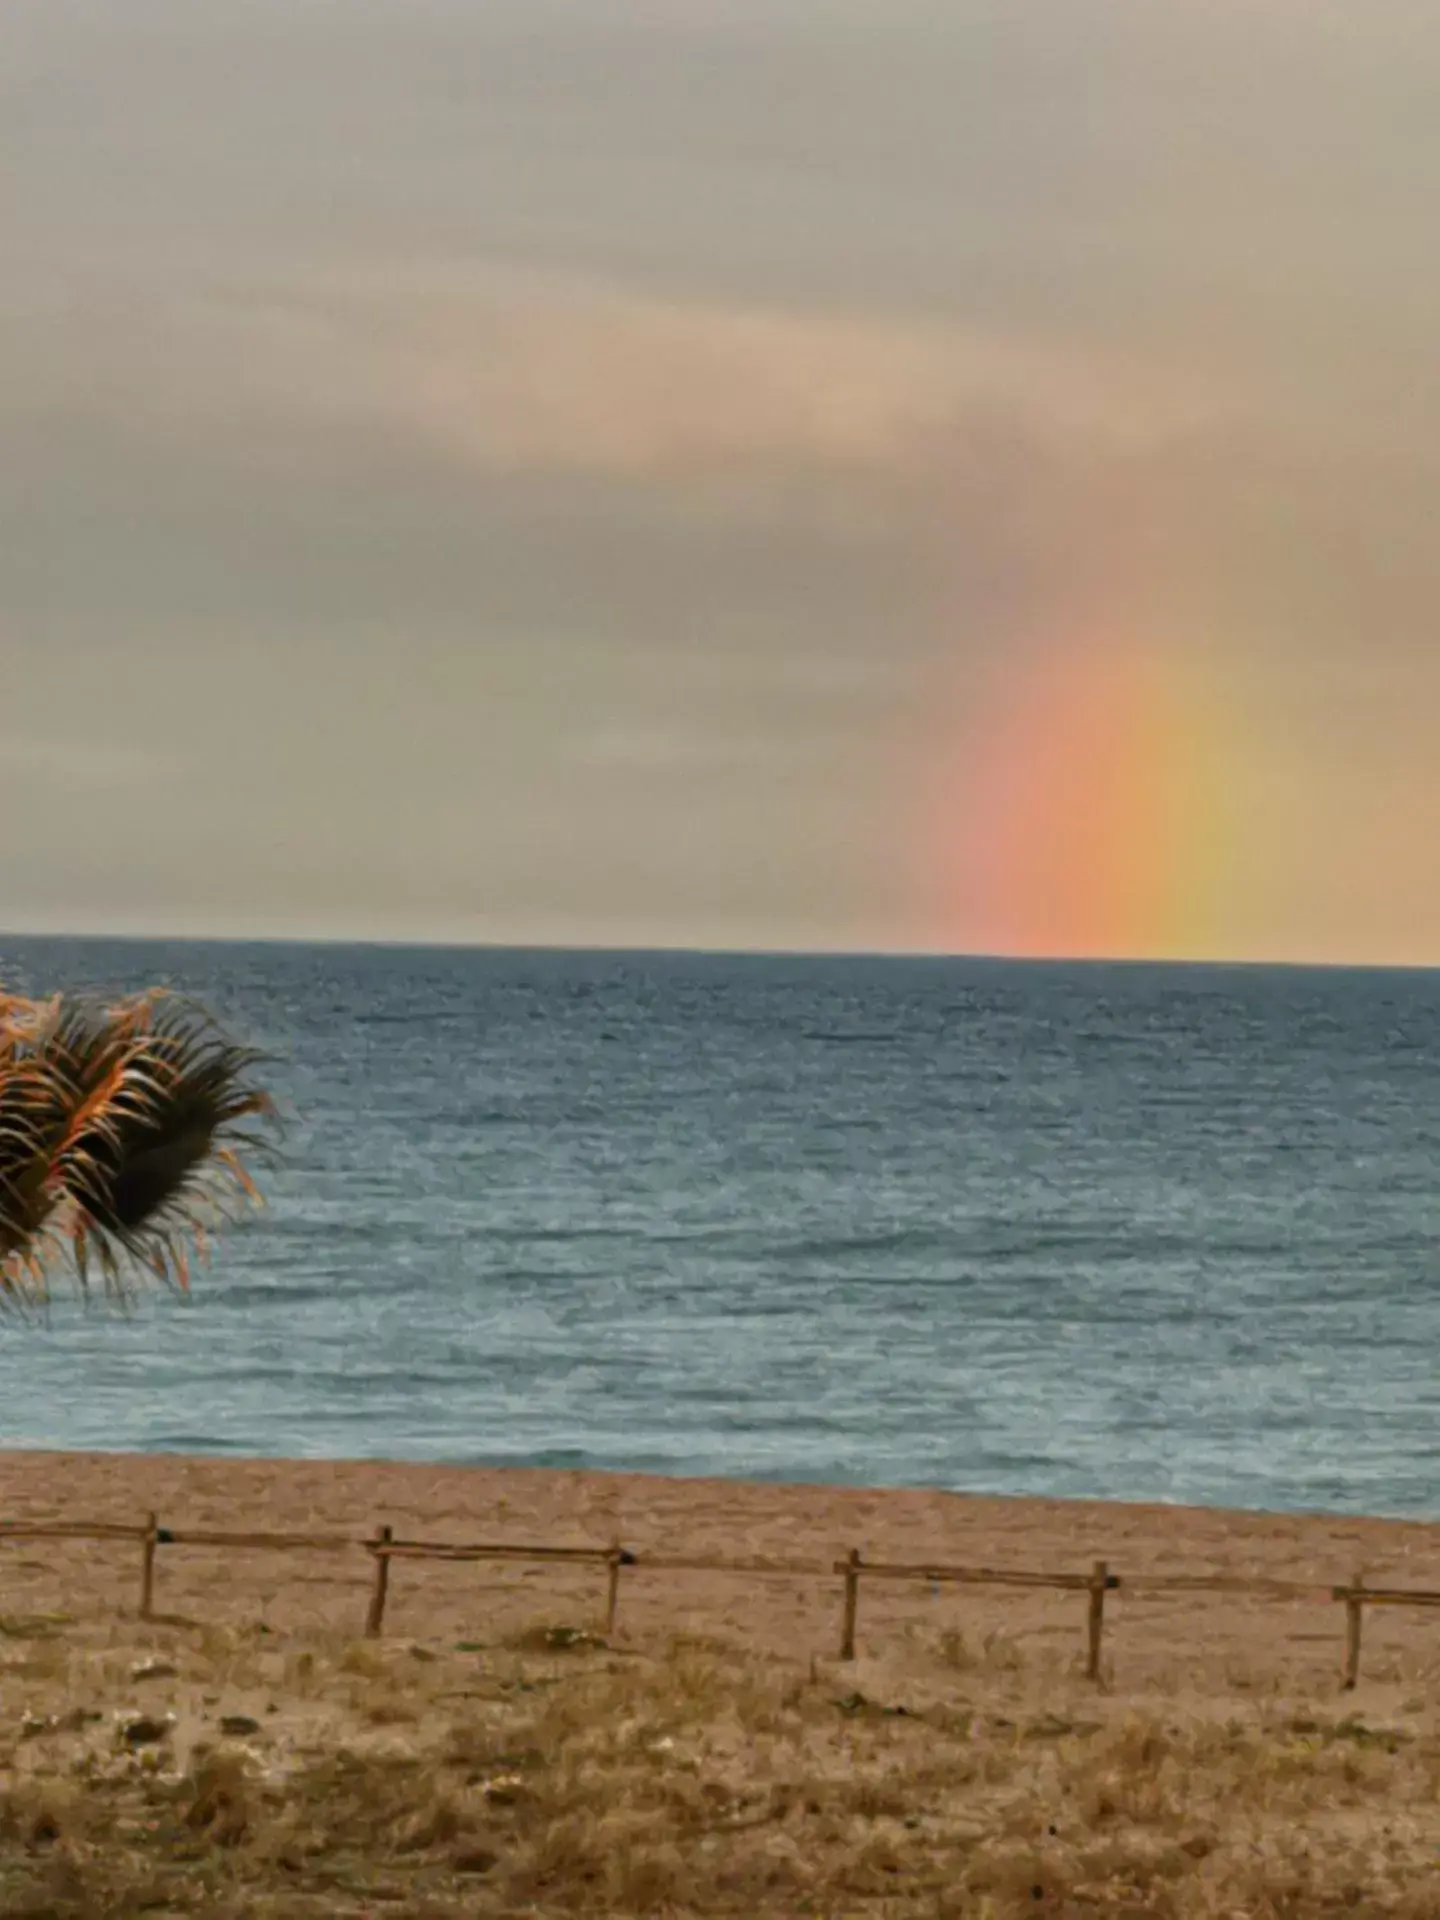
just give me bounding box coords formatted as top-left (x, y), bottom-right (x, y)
top-left (0, 1513), bottom-right (1432, 1689)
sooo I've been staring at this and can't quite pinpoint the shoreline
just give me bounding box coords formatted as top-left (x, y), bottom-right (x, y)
top-left (4, 1443), bottom-right (1436, 1531)
top-left (1, 1444), bottom-right (1437, 1538)
top-left (3, 1450), bottom-right (1439, 1694)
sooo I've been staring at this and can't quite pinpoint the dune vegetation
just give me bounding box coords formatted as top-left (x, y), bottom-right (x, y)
top-left (1, 1601), bottom-right (1438, 1917)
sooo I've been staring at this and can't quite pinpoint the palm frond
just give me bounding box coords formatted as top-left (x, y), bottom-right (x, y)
top-left (1, 994), bottom-right (79, 1309)
top-left (0, 981), bottom-right (278, 1310)
top-left (0, 1052), bottom-right (72, 1300)
top-left (1, 992), bottom-right (56, 1043)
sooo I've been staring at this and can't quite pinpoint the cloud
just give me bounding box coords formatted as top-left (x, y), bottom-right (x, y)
top-left (6, 262), bottom-right (1221, 493)
top-left (4, 0), bottom-right (1438, 957)
top-left (0, 736), bottom-right (186, 793)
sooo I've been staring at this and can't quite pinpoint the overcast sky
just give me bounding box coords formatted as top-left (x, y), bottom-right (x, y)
top-left (5, 1), bottom-right (1439, 960)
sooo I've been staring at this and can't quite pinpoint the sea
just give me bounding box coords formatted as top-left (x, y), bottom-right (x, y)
top-left (1, 936), bottom-right (1438, 1519)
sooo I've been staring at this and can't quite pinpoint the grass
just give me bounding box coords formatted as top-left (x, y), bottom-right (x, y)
top-left (1, 1612), bottom-right (1439, 1915)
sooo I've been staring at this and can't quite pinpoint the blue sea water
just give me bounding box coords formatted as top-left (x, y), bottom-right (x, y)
top-left (1, 936), bottom-right (1438, 1518)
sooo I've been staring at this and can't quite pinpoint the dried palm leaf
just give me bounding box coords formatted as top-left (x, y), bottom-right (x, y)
top-left (0, 1052), bottom-right (72, 1298)
top-left (0, 983), bottom-right (277, 1309)
top-left (1, 993), bottom-right (80, 1306)
top-left (0, 992), bottom-right (54, 1043)
top-left (55, 992), bottom-right (277, 1294)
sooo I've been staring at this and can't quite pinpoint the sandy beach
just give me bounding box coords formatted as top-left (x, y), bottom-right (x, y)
top-left (4, 1450), bottom-right (1440, 1696)
top-left (5, 1454), bottom-right (1440, 1913)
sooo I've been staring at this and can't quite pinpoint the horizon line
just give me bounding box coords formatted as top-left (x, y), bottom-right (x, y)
top-left (2, 926), bottom-right (1438, 978)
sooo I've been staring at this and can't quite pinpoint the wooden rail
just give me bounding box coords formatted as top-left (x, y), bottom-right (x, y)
top-left (1329, 1572), bottom-right (1440, 1689)
top-left (1122, 1572), bottom-right (1327, 1600)
top-left (830, 1552), bottom-right (1120, 1675)
top-left (375, 1539), bottom-right (615, 1564)
top-left (1, 1511), bottom-right (1434, 1687)
top-left (0, 1520), bottom-right (148, 1543)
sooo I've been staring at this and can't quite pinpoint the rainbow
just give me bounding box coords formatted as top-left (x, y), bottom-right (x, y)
top-left (920, 630), bottom-right (1251, 962)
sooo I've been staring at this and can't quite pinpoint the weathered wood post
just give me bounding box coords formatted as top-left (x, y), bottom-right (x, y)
top-left (139, 1511), bottom-right (159, 1622)
top-left (605, 1548), bottom-right (624, 1637)
top-left (1086, 1560), bottom-right (1109, 1683)
top-left (1342, 1570), bottom-right (1365, 1690)
top-left (365, 1524), bottom-right (393, 1639)
top-left (839, 1549), bottom-right (862, 1661)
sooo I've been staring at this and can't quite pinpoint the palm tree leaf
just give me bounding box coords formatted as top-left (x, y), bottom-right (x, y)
top-left (0, 983), bottom-right (278, 1306)
top-left (0, 1014), bottom-right (76, 1307)
top-left (52, 992), bottom-right (278, 1293)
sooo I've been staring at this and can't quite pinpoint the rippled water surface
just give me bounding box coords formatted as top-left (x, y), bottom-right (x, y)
top-left (2, 937), bottom-right (1438, 1515)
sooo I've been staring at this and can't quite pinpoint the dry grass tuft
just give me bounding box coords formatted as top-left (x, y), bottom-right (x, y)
top-left (936, 1624), bottom-right (1030, 1673)
top-left (504, 1621), bottom-right (609, 1656)
top-left (0, 1612), bottom-right (1438, 1915)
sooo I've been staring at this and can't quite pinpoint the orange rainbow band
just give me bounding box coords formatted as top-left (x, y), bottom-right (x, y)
top-left (925, 639), bottom-right (1245, 962)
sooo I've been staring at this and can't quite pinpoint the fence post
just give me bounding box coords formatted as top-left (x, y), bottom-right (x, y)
top-left (139, 1511), bottom-right (159, 1622)
top-left (1086, 1560), bottom-right (1109, 1683)
top-left (839, 1549), bottom-right (862, 1661)
top-left (605, 1548), bottom-right (624, 1637)
top-left (1343, 1570), bottom-right (1365, 1690)
top-left (365, 1525), bottom-right (393, 1639)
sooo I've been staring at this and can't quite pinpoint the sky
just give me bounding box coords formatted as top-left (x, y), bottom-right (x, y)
top-left (4, 0), bottom-right (1439, 963)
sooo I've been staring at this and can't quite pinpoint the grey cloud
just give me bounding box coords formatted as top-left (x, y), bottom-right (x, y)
top-left (4, 0), bottom-right (1439, 952)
